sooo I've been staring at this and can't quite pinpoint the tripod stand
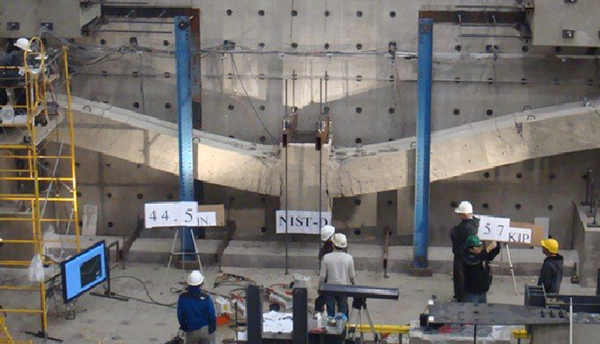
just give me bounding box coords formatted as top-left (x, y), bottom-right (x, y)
top-left (347, 297), bottom-right (379, 344)
top-left (166, 228), bottom-right (204, 276)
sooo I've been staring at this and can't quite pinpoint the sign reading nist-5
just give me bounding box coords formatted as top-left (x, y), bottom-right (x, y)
top-left (276, 210), bottom-right (332, 234)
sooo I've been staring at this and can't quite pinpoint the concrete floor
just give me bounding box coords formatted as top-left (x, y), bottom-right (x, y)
top-left (0, 263), bottom-right (595, 344)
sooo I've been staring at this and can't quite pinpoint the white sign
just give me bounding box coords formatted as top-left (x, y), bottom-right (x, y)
top-left (506, 226), bottom-right (533, 244)
top-left (196, 212), bottom-right (217, 227)
top-left (145, 202), bottom-right (217, 228)
top-left (477, 215), bottom-right (511, 242)
top-left (276, 210), bottom-right (332, 234)
top-left (477, 215), bottom-right (532, 244)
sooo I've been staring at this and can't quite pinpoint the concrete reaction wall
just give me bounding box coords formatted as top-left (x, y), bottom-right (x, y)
top-left (20, 0), bottom-right (600, 248)
top-left (399, 149), bottom-right (600, 248)
top-left (573, 203), bottom-right (600, 287)
top-left (69, 0), bottom-right (600, 146)
top-left (57, 141), bottom-right (599, 250)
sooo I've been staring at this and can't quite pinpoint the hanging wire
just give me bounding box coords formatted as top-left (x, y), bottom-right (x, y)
top-left (318, 78), bottom-right (323, 271)
top-left (229, 55), bottom-right (277, 141)
top-left (284, 79), bottom-right (289, 275)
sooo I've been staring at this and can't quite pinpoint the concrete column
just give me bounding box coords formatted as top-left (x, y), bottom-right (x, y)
top-left (280, 142), bottom-right (331, 212)
top-left (397, 187), bottom-right (414, 243)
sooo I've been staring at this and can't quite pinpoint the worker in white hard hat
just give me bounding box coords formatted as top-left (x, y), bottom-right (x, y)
top-left (0, 38), bottom-right (30, 115)
top-left (318, 225), bottom-right (336, 261)
top-left (177, 270), bottom-right (216, 344)
top-left (0, 38), bottom-right (35, 117)
top-left (315, 225), bottom-right (336, 313)
top-left (14, 38), bottom-right (31, 52)
top-left (319, 233), bottom-right (355, 318)
top-left (450, 201), bottom-right (479, 302)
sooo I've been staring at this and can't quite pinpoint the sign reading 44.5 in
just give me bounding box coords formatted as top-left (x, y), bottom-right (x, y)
top-left (145, 202), bottom-right (216, 228)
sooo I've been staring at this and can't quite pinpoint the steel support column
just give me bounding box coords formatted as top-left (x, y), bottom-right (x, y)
top-left (292, 286), bottom-right (308, 344)
top-left (247, 285), bottom-right (263, 344)
top-left (412, 18), bottom-right (433, 272)
top-left (175, 16), bottom-right (195, 258)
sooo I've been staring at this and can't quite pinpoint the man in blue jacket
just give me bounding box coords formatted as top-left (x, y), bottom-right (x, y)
top-left (177, 271), bottom-right (217, 344)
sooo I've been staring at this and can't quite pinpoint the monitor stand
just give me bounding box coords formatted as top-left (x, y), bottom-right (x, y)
top-left (25, 330), bottom-right (63, 343)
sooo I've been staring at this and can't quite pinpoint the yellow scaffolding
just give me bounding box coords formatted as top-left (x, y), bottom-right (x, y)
top-left (0, 39), bottom-right (80, 334)
top-left (0, 317), bottom-right (33, 344)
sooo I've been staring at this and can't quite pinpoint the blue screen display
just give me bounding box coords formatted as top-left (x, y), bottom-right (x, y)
top-left (61, 241), bottom-right (107, 303)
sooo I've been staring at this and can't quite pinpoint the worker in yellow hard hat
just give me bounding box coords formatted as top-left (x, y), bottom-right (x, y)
top-left (538, 238), bottom-right (564, 294)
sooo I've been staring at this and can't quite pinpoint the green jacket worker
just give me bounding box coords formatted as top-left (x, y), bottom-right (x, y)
top-left (538, 239), bottom-right (564, 294)
top-left (462, 235), bottom-right (500, 304)
top-left (177, 271), bottom-right (217, 344)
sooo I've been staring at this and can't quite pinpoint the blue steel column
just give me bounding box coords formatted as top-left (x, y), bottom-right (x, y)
top-left (175, 16), bottom-right (195, 258)
top-left (413, 18), bottom-right (433, 269)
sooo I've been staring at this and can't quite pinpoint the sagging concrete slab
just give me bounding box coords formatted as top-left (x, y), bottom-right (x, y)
top-left (58, 95), bottom-right (600, 197)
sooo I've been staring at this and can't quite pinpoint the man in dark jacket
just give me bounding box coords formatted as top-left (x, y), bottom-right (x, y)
top-left (462, 235), bottom-right (501, 304)
top-left (538, 238), bottom-right (564, 294)
top-left (318, 225), bottom-right (335, 261)
top-left (450, 201), bottom-right (479, 302)
top-left (316, 225), bottom-right (336, 312)
top-left (177, 271), bottom-right (217, 344)
top-left (0, 38), bottom-right (30, 114)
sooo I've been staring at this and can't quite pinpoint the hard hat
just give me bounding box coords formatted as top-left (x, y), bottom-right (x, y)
top-left (465, 235), bottom-right (482, 248)
top-left (14, 38), bottom-right (31, 52)
top-left (455, 201), bottom-right (473, 214)
top-left (187, 270), bottom-right (204, 286)
top-left (541, 239), bottom-right (559, 254)
top-left (331, 233), bottom-right (347, 249)
top-left (321, 225), bottom-right (335, 242)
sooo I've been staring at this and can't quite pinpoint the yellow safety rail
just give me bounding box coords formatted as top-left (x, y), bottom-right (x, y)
top-left (512, 329), bottom-right (531, 339)
top-left (347, 324), bottom-right (410, 334)
top-left (0, 317), bottom-right (33, 344)
top-left (0, 39), bottom-right (81, 335)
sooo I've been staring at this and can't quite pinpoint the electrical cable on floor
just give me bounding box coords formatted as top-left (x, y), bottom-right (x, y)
top-left (104, 276), bottom-right (236, 311)
top-left (170, 284), bottom-right (234, 300)
top-left (108, 275), bottom-right (178, 307)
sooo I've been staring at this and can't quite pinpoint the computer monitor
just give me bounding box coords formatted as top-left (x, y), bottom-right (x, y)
top-left (61, 240), bottom-right (107, 303)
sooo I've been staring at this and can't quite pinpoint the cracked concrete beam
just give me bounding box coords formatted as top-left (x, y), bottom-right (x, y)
top-left (329, 99), bottom-right (600, 196)
top-left (58, 95), bottom-right (281, 195)
top-left (58, 96), bottom-right (600, 198)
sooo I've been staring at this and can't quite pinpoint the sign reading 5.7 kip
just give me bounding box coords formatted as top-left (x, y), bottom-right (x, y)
top-left (476, 215), bottom-right (542, 246)
top-left (145, 202), bottom-right (217, 228)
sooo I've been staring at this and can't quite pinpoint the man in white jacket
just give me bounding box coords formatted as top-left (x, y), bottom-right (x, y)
top-left (319, 233), bottom-right (355, 317)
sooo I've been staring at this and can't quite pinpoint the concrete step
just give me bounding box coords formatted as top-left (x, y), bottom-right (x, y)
top-left (46, 235), bottom-right (578, 277)
top-left (221, 240), bottom-right (577, 276)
